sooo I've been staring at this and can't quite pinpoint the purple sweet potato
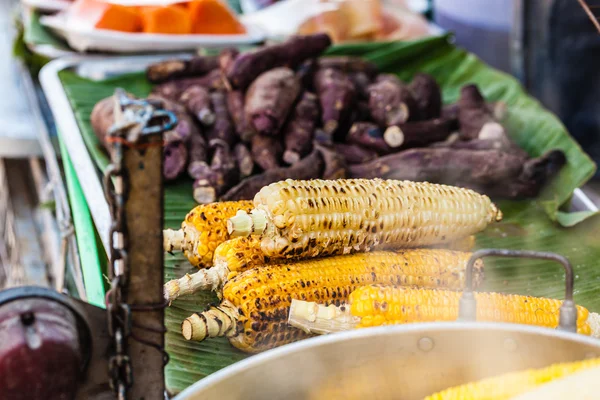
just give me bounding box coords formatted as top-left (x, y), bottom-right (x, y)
top-left (283, 33), bottom-right (333, 68)
top-left (348, 147), bottom-right (565, 198)
top-left (314, 68), bottom-right (356, 137)
top-left (221, 149), bottom-right (324, 201)
top-left (348, 147), bottom-right (524, 183)
top-left (353, 100), bottom-right (372, 122)
top-left (206, 91), bottom-right (237, 148)
top-left (152, 77), bottom-right (206, 100)
top-left (430, 137), bottom-right (528, 158)
top-left (146, 55), bottom-right (219, 83)
top-left (196, 69), bottom-right (228, 91)
top-left (224, 33), bottom-right (332, 89)
top-left (164, 141), bottom-right (188, 181)
top-left (151, 71), bottom-right (226, 100)
top-left (245, 67), bottom-right (301, 136)
top-left (283, 92), bottom-right (320, 165)
top-left (313, 128), bottom-right (333, 146)
top-left (349, 71), bottom-right (373, 100)
top-left (367, 74), bottom-right (416, 127)
top-left (187, 132), bottom-right (209, 179)
top-left (347, 122), bottom-right (393, 154)
top-left (234, 142), bottom-right (254, 178)
top-left (90, 96), bottom-right (114, 148)
top-left (314, 142), bottom-right (346, 179)
top-left (179, 85), bottom-right (215, 126)
top-left (333, 143), bottom-right (378, 164)
top-left (227, 90), bottom-right (254, 142)
top-left (192, 165), bottom-right (219, 204)
top-left (407, 73), bottom-right (442, 120)
top-left (442, 101), bottom-right (507, 122)
top-left (251, 134), bottom-right (283, 171)
top-left (458, 84), bottom-right (507, 140)
top-left (317, 56), bottom-right (378, 77)
top-left (218, 48), bottom-right (240, 73)
top-left (382, 118), bottom-right (454, 149)
top-left (193, 141), bottom-right (239, 204)
top-left (296, 59), bottom-right (317, 90)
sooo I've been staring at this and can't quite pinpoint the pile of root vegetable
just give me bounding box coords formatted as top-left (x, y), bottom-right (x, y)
top-left (91, 33), bottom-right (566, 202)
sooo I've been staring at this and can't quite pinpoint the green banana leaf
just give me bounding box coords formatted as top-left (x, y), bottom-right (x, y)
top-left (57, 35), bottom-right (600, 395)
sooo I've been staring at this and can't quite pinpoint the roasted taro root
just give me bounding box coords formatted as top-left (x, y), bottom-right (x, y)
top-left (146, 55), bottom-right (219, 83)
top-left (349, 147), bottom-right (566, 199)
top-left (121, 34), bottom-right (568, 202)
top-left (244, 68), bottom-right (301, 136)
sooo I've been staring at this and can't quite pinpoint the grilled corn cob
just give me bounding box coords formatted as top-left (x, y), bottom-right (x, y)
top-left (163, 200), bottom-right (253, 268)
top-left (180, 249), bottom-right (484, 353)
top-left (288, 286), bottom-right (599, 336)
top-left (164, 233), bottom-right (477, 302)
top-left (228, 179), bottom-right (501, 260)
top-left (164, 236), bottom-right (265, 301)
top-left (425, 357), bottom-right (600, 400)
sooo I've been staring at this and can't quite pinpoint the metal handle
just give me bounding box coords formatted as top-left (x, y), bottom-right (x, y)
top-left (458, 249), bottom-right (578, 333)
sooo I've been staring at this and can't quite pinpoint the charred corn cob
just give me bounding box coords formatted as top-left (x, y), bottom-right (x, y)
top-left (180, 249), bottom-right (484, 353)
top-left (425, 357), bottom-right (600, 400)
top-left (288, 286), bottom-right (599, 336)
top-left (228, 179), bottom-right (501, 260)
top-left (163, 233), bottom-right (476, 302)
top-left (164, 236), bottom-right (265, 301)
top-left (163, 200), bottom-right (253, 268)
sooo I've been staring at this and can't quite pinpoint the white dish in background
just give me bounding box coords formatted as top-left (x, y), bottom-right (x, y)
top-left (22, 0), bottom-right (72, 13)
top-left (40, 13), bottom-right (265, 53)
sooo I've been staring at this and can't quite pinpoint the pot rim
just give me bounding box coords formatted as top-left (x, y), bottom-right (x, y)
top-left (174, 321), bottom-right (600, 399)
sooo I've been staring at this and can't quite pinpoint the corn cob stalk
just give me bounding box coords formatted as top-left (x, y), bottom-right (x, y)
top-left (228, 179), bottom-right (501, 260)
top-left (163, 236), bottom-right (265, 301)
top-left (288, 285), bottom-right (599, 336)
top-left (163, 200), bottom-right (253, 268)
top-left (180, 249), bottom-right (484, 353)
top-left (424, 357), bottom-right (600, 400)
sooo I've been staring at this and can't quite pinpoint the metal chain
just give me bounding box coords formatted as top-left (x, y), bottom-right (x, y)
top-left (104, 125), bottom-right (133, 400)
top-left (103, 90), bottom-right (178, 399)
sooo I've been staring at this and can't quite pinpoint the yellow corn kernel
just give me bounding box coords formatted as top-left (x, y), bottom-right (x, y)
top-left (213, 236), bottom-right (266, 278)
top-left (163, 200), bottom-right (253, 268)
top-left (181, 249), bottom-right (483, 353)
top-left (229, 179), bottom-right (501, 260)
top-left (425, 357), bottom-right (600, 400)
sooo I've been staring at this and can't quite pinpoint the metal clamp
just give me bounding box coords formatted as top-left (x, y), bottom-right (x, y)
top-left (458, 249), bottom-right (578, 333)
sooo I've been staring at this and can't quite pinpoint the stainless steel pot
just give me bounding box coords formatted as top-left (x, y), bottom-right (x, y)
top-left (175, 323), bottom-right (600, 400)
top-left (174, 250), bottom-right (600, 400)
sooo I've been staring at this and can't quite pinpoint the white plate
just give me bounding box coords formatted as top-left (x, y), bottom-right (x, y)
top-left (40, 13), bottom-right (265, 53)
top-left (22, 0), bottom-right (72, 13)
